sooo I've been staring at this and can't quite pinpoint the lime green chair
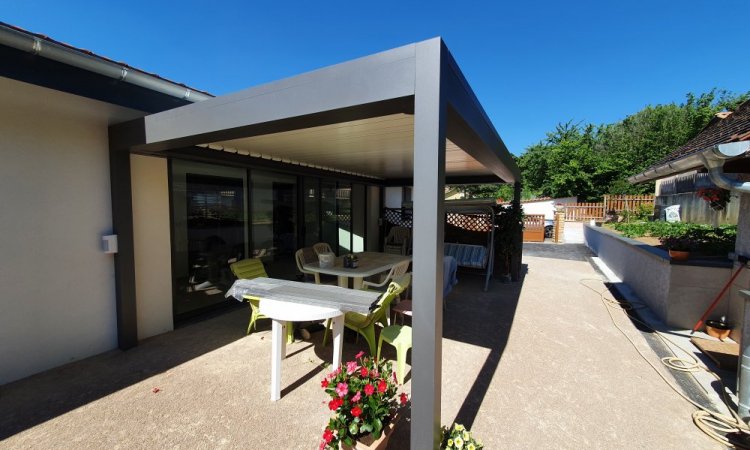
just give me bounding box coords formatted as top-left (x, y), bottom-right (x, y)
top-left (377, 325), bottom-right (412, 384)
top-left (230, 258), bottom-right (268, 334)
top-left (230, 258), bottom-right (293, 342)
top-left (323, 280), bottom-right (406, 356)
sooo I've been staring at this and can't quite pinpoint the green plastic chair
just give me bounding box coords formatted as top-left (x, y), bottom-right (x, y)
top-left (377, 325), bottom-right (412, 384)
top-left (362, 272), bottom-right (411, 328)
top-left (323, 280), bottom-right (406, 356)
top-left (229, 258), bottom-right (293, 342)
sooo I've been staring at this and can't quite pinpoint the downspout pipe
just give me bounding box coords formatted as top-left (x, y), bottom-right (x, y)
top-left (701, 141), bottom-right (750, 194)
top-left (0, 23), bottom-right (212, 102)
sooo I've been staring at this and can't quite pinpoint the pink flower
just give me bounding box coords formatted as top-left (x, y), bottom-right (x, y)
top-left (351, 391), bottom-right (362, 403)
top-left (336, 382), bottom-right (349, 398)
top-left (355, 350), bottom-right (365, 359)
top-left (346, 361), bottom-right (359, 375)
top-left (364, 383), bottom-right (375, 396)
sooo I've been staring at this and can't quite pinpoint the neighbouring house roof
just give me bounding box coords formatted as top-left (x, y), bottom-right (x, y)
top-left (650, 99), bottom-right (750, 167)
top-left (628, 99), bottom-right (750, 184)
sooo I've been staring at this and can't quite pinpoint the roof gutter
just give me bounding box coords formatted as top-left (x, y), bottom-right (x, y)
top-left (627, 140), bottom-right (750, 194)
top-left (0, 23), bottom-right (212, 102)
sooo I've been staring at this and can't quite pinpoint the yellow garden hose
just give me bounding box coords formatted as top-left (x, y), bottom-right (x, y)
top-left (580, 278), bottom-right (750, 447)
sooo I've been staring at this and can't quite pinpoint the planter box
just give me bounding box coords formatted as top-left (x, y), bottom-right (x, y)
top-left (584, 224), bottom-right (734, 330)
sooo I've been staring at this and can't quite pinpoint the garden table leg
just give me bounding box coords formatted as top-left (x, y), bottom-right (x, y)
top-left (270, 319), bottom-right (287, 401)
top-left (331, 314), bottom-right (344, 370)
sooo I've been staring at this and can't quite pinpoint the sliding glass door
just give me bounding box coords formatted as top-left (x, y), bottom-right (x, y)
top-left (171, 161), bottom-right (248, 318)
top-left (250, 170), bottom-right (298, 279)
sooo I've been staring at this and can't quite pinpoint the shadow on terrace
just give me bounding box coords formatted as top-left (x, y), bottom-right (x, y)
top-left (0, 272), bottom-right (524, 444)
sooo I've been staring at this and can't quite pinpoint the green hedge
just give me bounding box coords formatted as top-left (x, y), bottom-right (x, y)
top-left (607, 221), bottom-right (736, 254)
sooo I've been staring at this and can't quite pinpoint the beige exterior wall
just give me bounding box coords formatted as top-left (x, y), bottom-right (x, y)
top-left (0, 77), bottom-right (142, 384)
top-left (131, 155), bottom-right (173, 340)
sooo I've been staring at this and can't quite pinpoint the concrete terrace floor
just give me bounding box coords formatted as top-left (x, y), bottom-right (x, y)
top-left (0, 245), bottom-right (720, 449)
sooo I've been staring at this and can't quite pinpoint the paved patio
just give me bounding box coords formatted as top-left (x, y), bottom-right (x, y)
top-left (0, 246), bottom-right (720, 448)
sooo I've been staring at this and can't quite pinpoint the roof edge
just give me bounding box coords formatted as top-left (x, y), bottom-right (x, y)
top-left (0, 21), bottom-right (213, 103)
top-left (628, 140), bottom-right (750, 184)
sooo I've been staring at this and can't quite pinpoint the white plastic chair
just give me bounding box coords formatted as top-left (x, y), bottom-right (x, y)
top-left (362, 260), bottom-right (411, 291)
top-left (312, 242), bottom-right (334, 256)
top-left (295, 248), bottom-right (321, 284)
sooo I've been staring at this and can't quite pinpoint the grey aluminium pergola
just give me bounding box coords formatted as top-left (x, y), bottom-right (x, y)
top-left (109, 37), bottom-right (520, 448)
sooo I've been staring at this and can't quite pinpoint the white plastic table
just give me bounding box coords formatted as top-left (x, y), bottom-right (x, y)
top-left (259, 299), bottom-right (343, 401)
top-left (230, 277), bottom-right (381, 401)
top-left (302, 252), bottom-right (411, 289)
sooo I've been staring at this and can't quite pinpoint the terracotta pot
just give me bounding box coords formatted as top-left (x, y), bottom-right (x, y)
top-left (668, 249), bottom-right (690, 261)
top-left (341, 411), bottom-right (401, 450)
top-left (705, 320), bottom-right (731, 341)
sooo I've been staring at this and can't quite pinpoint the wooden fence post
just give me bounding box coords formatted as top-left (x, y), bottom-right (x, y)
top-left (554, 210), bottom-right (565, 243)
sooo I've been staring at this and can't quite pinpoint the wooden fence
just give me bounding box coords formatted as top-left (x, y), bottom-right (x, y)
top-left (603, 194), bottom-right (655, 213)
top-left (522, 214), bottom-right (546, 242)
top-left (564, 195), bottom-right (655, 221)
top-left (564, 203), bottom-right (605, 222)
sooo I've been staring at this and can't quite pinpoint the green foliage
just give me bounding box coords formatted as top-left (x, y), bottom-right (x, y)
top-left (608, 222), bottom-right (736, 255)
top-left (441, 423), bottom-right (483, 450)
top-left (494, 202), bottom-right (524, 274)
top-left (456, 183), bottom-right (537, 202)
top-left (517, 89), bottom-right (749, 200)
top-left (619, 204), bottom-right (654, 223)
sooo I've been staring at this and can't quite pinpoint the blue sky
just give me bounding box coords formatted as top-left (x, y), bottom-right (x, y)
top-left (4, 1), bottom-right (749, 155)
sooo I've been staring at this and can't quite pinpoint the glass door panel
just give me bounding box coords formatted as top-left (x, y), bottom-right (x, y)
top-left (321, 181), bottom-right (337, 254)
top-left (336, 182), bottom-right (352, 255)
top-left (171, 161), bottom-right (247, 318)
top-left (251, 171), bottom-right (297, 279)
top-left (303, 177), bottom-right (321, 247)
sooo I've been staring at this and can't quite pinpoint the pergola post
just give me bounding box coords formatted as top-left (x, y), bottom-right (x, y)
top-left (511, 181), bottom-right (523, 281)
top-left (411, 38), bottom-right (446, 449)
top-left (108, 120), bottom-right (144, 350)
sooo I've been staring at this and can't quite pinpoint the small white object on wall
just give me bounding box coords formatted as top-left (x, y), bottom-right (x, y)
top-left (102, 234), bottom-right (118, 254)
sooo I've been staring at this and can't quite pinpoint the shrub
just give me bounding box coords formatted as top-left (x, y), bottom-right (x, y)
top-left (608, 221), bottom-right (736, 255)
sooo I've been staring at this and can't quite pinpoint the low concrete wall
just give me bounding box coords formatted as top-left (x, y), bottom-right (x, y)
top-left (584, 225), bottom-right (734, 329)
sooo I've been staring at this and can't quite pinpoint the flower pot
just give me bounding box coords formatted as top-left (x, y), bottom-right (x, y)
top-left (341, 411), bottom-right (401, 450)
top-left (668, 250), bottom-right (690, 261)
top-left (705, 320), bottom-right (731, 341)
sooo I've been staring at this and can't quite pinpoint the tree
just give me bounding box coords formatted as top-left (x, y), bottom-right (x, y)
top-left (515, 89), bottom-right (749, 200)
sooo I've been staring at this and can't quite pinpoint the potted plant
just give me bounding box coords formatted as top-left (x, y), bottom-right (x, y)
top-left (705, 317), bottom-right (731, 341)
top-left (660, 236), bottom-right (694, 261)
top-left (319, 351), bottom-right (408, 450)
top-left (697, 187), bottom-right (731, 211)
top-left (441, 423), bottom-right (483, 449)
